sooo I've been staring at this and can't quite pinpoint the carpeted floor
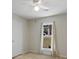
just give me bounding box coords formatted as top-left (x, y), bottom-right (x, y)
top-left (13, 53), bottom-right (67, 59)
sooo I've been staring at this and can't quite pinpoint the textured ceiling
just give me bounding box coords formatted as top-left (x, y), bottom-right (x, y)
top-left (12, 0), bottom-right (67, 19)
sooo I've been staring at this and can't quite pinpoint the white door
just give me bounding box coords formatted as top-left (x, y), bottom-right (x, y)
top-left (40, 23), bottom-right (53, 55)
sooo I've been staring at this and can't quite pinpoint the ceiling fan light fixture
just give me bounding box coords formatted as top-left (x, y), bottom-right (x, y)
top-left (34, 6), bottom-right (40, 11)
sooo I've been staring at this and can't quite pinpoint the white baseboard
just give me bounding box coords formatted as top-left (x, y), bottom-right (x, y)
top-left (12, 51), bottom-right (29, 58)
top-left (28, 50), bottom-right (39, 53)
top-left (12, 53), bottom-right (22, 59)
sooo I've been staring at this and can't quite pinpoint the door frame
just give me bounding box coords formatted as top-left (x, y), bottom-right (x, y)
top-left (40, 22), bottom-right (54, 55)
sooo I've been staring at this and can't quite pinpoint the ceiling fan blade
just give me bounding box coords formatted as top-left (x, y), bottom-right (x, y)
top-left (39, 5), bottom-right (49, 10)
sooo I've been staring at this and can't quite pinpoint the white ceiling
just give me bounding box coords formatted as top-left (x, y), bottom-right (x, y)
top-left (12, 0), bottom-right (67, 19)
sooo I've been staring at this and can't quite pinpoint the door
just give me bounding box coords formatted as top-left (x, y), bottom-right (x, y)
top-left (40, 23), bottom-right (53, 55)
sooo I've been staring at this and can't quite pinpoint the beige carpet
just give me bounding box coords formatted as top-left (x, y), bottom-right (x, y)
top-left (13, 53), bottom-right (66, 59)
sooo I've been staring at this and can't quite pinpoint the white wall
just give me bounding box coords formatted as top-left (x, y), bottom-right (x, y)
top-left (12, 14), bottom-right (29, 57)
top-left (28, 13), bottom-right (67, 57)
top-left (12, 13), bottom-right (67, 57)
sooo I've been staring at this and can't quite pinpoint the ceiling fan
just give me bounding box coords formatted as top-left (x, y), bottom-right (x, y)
top-left (32, 0), bottom-right (49, 11)
top-left (21, 0), bottom-right (49, 11)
